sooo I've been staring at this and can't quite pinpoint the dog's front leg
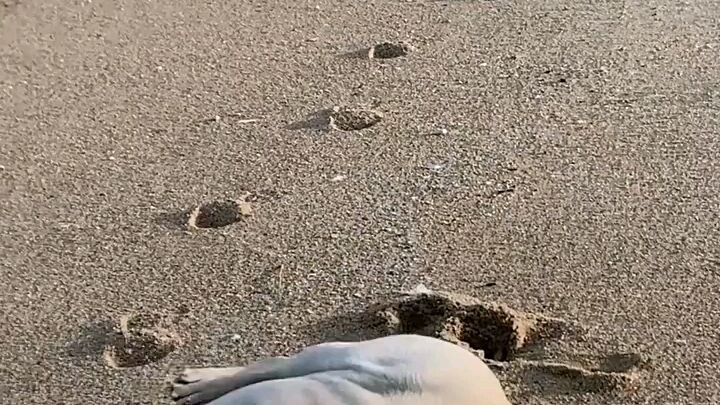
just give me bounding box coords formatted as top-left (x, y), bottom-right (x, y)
top-left (171, 356), bottom-right (291, 405)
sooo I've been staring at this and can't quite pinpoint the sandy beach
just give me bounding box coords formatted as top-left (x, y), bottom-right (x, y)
top-left (1, 0), bottom-right (719, 404)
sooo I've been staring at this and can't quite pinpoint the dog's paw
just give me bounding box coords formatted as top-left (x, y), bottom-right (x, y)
top-left (176, 367), bottom-right (239, 383)
top-left (172, 367), bottom-right (243, 405)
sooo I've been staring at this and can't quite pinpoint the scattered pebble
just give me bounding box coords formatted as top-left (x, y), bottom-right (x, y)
top-left (425, 162), bottom-right (446, 171)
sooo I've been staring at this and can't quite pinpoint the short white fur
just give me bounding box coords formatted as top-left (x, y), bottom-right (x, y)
top-left (171, 334), bottom-right (512, 405)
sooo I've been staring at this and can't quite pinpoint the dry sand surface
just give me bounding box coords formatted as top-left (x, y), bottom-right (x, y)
top-left (1, 0), bottom-right (719, 404)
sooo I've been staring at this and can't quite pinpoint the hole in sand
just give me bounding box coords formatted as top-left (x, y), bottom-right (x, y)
top-left (369, 42), bottom-right (412, 59)
top-left (311, 289), bottom-right (645, 397)
top-left (104, 333), bottom-right (177, 368)
top-left (372, 291), bottom-right (556, 361)
top-left (103, 313), bottom-right (182, 368)
top-left (329, 106), bottom-right (383, 131)
top-left (451, 307), bottom-right (523, 361)
top-left (188, 199), bottom-right (253, 229)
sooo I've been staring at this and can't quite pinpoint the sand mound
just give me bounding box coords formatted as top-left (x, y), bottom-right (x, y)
top-left (103, 313), bottom-right (182, 368)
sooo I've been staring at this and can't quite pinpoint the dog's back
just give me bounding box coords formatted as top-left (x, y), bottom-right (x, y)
top-left (205, 334), bottom-right (511, 405)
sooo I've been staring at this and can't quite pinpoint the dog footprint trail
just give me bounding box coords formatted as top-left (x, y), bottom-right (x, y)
top-left (364, 289), bottom-right (648, 399)
top-left (103, 313), bottom-right (184, 368)
top-left (158, 191), bottom-right (277, 231)
top-left (329, 106), bottom-right (383, 131)
top-left (341, 40), bottom-right (413, 60)
top-left (368, 41), bottom-right (413, 59)
top-left (187, 198), bottom-right (253, 230)
top-left (289, 105), bottom-right (383, 132)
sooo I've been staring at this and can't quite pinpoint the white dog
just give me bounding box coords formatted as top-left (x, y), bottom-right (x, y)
top-left (171, 334), bottom-right (511, 405)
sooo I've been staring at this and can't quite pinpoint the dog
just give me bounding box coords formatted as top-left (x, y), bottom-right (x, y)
top-left (171, 334), bottom-right (512, 404)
